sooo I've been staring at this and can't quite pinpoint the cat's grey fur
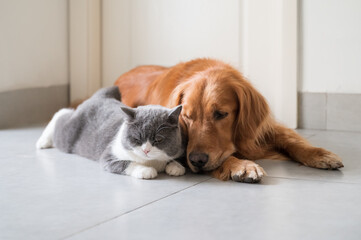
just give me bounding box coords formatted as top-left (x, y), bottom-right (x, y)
top-left (36, 86), bottom-right (186, 179)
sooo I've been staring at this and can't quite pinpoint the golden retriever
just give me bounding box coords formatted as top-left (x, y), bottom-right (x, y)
top-left (115, 58), bottom-right (343, 183)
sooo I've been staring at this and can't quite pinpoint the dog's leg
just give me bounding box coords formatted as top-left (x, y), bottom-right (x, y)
top-left (212, 156), bottom-right (266, 183)
top-left (273, 125), bottom-right (343, 169)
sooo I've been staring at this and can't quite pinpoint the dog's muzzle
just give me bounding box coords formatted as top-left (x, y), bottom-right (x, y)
top-left (189, 152), bottom-right (209, 169)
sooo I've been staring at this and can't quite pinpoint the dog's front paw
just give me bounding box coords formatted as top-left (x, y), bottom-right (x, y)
top-left (230, 160), bottom-right (266, 183)
top-left (132, 166), bottom-right (158, 179)
top-left (304, 148), bottom-right (344, 170)
top-left (212, 157), bottom-right (266, 183)
top-left (165, 161), bottom-right (185, 176)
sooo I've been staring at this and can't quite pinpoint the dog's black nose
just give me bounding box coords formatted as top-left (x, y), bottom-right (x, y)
top-left (189, 152), bottom-right (209, 168)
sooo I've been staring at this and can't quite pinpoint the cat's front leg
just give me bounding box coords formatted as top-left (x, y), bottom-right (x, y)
top-left (165, 160), bottom-right (186, 176)
top-left (102, 157), bottom-right (157, 179)
top-left (125, 162), bottom-right (158, 179)
top-left (101, 149), bottom-right (158, 179)
top-left (102, 159), bottom-right (132, 175)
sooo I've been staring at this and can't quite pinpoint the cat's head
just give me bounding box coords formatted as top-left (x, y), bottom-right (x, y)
top-left (120, 105), bottom-right (184, 161)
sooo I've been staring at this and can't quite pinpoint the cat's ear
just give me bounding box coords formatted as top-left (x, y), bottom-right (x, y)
top-left (120, 107), bottom-right (136, 120)
top-left (167, 105), bottom-right (182, 125)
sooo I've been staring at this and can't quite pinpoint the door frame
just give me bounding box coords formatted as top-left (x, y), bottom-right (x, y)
top-left (69, 0), bottom-right (101, 102)
top-left (239, 0), bottom-right (298, 128)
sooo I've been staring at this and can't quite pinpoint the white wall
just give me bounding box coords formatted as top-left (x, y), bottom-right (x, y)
top-left (69, 0), bottom-right (101, 102)
top-left (102, 0), bottom-right (297, 128)
top-left (102, 0), bottom-right (131, 88)
top-left (300, 0), bottom-right (361, 93)
top-left (240, 0), bottom-right (297, 127)
top-left (102, 0), bottom-right (240, 87)
top-left (0, 0), bottom-right (68, 92)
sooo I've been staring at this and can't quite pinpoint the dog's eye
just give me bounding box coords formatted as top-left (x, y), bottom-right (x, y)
top-left (214, 110), bottom-right (228, 120)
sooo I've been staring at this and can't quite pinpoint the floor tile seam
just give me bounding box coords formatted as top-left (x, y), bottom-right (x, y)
top-left (304, 133), bottom-right (317, 139)
top-left (60, 177), bottom-right (213, 240)
top-left (266, 175), bottom-right (360, 185)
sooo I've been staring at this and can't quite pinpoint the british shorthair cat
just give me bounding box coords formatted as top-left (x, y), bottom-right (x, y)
top-left (36, 86), bottom-right (186, 179)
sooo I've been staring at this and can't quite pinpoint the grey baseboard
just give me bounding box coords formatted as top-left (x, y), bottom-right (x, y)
top-left (298, 92), bottom-right (361, 132)
top-left (0, 85), bottom-right (69, 129)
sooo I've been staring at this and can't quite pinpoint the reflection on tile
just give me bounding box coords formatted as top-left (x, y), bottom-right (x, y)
top-left (257, 130), bottom-right (361, 183)
top-left (0, 128), bottom-right (210, 240)
top-left (67, 178), bottom-right (361, 240)
top-left (0, 127), bottom-right (45, 159)
top-left (327, 93), bottom-right (361, 132)
top-left (295, 128), bottom-right (321, 139)
top-left (1, 127), bottom-right (361, 240)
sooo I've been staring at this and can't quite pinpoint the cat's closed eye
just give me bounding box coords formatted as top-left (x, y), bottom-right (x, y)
top-left (132, 137), bottom-right (142, 145)
top-left (154, 135), bottom-right (164, 143)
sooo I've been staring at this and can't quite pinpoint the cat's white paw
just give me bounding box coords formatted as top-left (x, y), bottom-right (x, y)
top-left (36, 135), bottom-right (53, 149)
top-left (165, 161), bottom-right (185, 176)
top-left (132, 166), bottom-right (158, 179)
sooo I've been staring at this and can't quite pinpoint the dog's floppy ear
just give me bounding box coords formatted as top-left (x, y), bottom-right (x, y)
top-left (233, 80), bottom-right (270, 143)
top-left (169, 81), bottom-right (190, 107)
top-left (168, 82), bottom-right (191, 137)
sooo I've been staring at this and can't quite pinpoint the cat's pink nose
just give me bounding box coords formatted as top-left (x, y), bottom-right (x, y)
top-left (143, 149), bottom-right (150, 155)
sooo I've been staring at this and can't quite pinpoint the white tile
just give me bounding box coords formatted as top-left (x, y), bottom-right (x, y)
top-left (295, 128), bottom-right (320, 138)
top-left (0, 128), bottom-right (210, 240)
top-left (2, 127), bottom-right (361, 240)
top-left (257, 130), bottom-right (361, 183)
top-left (0, 127), bottom-right (45, 159)
top-left (67, 178), bottom-right (361, 240)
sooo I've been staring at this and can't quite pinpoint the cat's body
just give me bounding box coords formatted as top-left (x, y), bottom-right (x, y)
top-left (36, 86), bottom-right (186, 179)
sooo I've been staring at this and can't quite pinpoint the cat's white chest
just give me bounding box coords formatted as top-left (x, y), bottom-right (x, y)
top-left (110, 122), bottom-right (185, 179)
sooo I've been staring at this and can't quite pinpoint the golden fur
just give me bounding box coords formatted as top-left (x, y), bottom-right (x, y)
top-left (115, 58), bottom-right (343, 182)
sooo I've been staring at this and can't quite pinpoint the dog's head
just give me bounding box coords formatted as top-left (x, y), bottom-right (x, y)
top-left (170, 67), bottom-right (269, 172)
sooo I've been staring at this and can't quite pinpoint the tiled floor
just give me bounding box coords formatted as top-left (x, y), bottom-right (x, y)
top-left (1, 127), bottom-right (360, 240)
